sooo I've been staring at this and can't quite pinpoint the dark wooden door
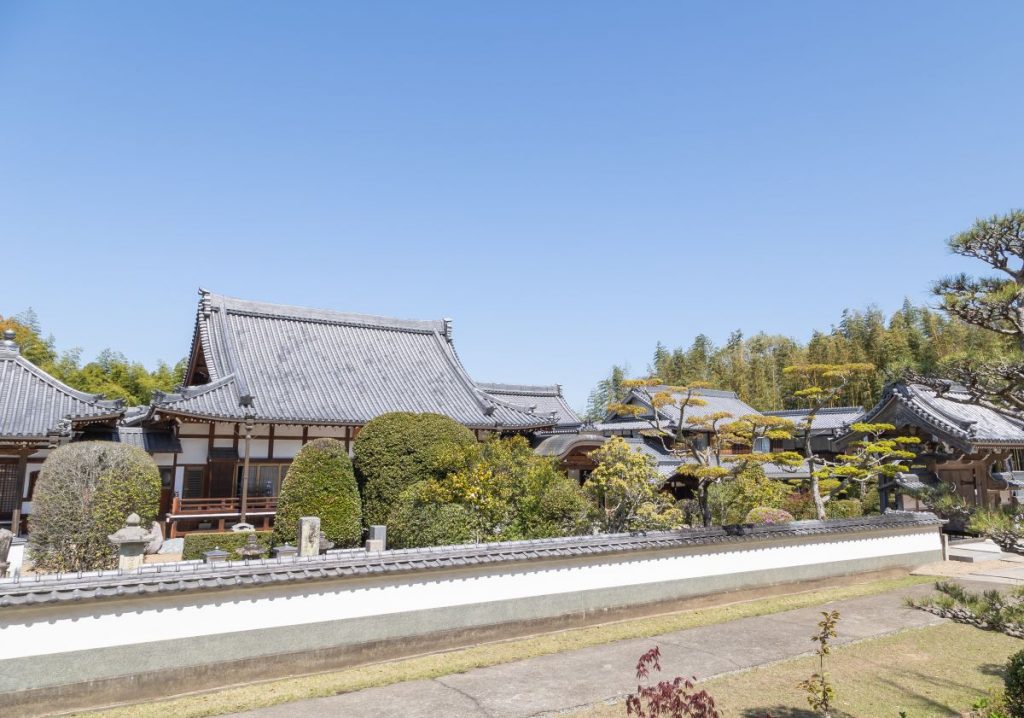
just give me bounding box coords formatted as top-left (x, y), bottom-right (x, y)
top-left (0, 461), bottom-right (19, 524)
top-left (209, 461), bottom-right (235, 498)
top-left (158, 468), bottom-right (175, 517)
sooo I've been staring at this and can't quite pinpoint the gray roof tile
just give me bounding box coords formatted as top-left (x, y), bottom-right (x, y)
top-left (476, 383), bottom-right (581, 427)
top-left (765, 406), bottom-right (865, 434)
top-left (0, 334), bottom-right (123, 440)
top-left (0, 512), bottom-right (941, 607)
top-left (154, 291), bottom-right (553, 430)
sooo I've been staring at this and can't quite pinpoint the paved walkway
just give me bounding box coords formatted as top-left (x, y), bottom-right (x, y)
top-left (228, 581), bottom-right (955, 718)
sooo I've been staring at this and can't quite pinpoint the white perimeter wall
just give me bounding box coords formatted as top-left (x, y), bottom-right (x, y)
top-left (0, 529), bottom-right (939, 661)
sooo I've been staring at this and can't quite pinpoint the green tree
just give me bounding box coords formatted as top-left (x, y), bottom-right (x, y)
top-left (416, 435), bottom-right (590, 542)
top-left (387, 482), bottom-right (477, 549)
top-left (353, 412), bottom-right (476, 526)
top-left (584, 364), bottom-right (628, 421)
top-left (274, 438), bottom-right (362, 547)
top-left (610, 379), bottom-right (800, 527)
top-left (585, 436), bottom-right (683, 533)
top-left (29, 442), bottom-right (160, 572)
top-left (817, 422), bottom-right (920, 513)
top-left (929, 209), bottom-right (1024, 417)
top-left (783, 363), bottom-right (875, 519)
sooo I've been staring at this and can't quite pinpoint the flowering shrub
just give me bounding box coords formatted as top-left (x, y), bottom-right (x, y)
top-left (745, 507), bottom-right (794, 526)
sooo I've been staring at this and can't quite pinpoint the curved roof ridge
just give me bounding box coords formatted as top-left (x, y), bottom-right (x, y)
top-left (202, 289), bottom-right (446, 334)
top-left (476, 382), bottom-right (561, 396)
top-left (5, 354), bottom-right (122, 409)
top-left (903, 383), bottom-right (977, 435)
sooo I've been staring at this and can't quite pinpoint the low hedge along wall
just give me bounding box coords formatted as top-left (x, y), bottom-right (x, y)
top-left (182, 531), bottom-right (274, 561)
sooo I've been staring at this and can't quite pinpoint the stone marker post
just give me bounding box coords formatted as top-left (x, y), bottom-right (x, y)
top-left (0, 528), bottom-right (12, 578)
top-left (107, 514), bottom-right (151, 572)
top-left (298, 516), bottom-right (320, 558)
top-left (366, 524), bottom-right (386, 552)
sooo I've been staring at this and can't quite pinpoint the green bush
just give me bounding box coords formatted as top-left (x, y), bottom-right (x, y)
top-left (354, 412), bottom-right (476, 526)
top-left (825, 498), bottom-right (864, 519)
top-left (745, 507), bottom-right (795, 525)
top-left (1006, 649), bottom-right (1024, 718)
top-left (274, 438), bottom-right (362, 547)
top-left (28, 441), bottom-right (161, 572)
top-left (387, 483), bottom-right (476, 549)
top-left (709, 466), bottom-right (788, 525)
top-left (182, 531), bottom-right (274, 561)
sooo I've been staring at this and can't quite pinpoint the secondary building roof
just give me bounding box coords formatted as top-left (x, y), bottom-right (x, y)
top-left (0, 330), bottom-right (123, 443)
top-left (151, 290), bottom-right (555, 430)
top-left (764, 406), bottom-right (865, 435)
top-left (599, 386), bottom-right (760, 434)
top-left (476, 383), bottom-right (581, 429)
top-left (845, 381), bottom-right (1024, 453)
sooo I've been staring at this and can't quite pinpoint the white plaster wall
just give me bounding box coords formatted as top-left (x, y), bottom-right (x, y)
top-left (0, 530), bottom-right (940, 661)
top-left (248, 440), bottom-right (269, 459)
top-left (273, 440), bottom-right (303, 460)
top-left (179, 437), bottom-right (210, 464)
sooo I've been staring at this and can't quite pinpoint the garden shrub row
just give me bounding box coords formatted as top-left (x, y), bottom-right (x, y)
top-left (182, 530), bottom-right (274, 561)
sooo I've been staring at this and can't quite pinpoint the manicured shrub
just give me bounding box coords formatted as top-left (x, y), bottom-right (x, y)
top-left (709, 466), bottom-right (788, 525)
top-left (745, 507), bottom-right (795, 526)
top-left (1005, 648), bottom-right (1024, 717)
top-left (825, 498), bottom-right (864, 519)
top-left (29, 441), bottom-right (161, 572)
top-left (274, 438), bottom-right (362, 547)
top-left (182, 530), bottom-right (274, 561)
top-left (386, 482), bottom-right (476, 549)
top-left (354, 412), bottom-right (476, 526)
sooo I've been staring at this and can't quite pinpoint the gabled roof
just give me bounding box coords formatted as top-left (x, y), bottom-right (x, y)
top-left (601, 386), bottom-right (759, 433)
top-left (476, 382), bottom-right (581, 428)
top-left (765, 406), bottom-right (865, 435)
top-left (0, 331), bottom-right (123, 442)
top-left (153, 291), bottom-right (554, 430)
top-left (848, 381), bottom-right (1024, 452)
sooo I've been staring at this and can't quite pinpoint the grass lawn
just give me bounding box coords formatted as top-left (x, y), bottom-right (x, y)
top-left (570, 622), bottom-right (1019, 718)
top-left (72, 576), bottom-right (930, 718)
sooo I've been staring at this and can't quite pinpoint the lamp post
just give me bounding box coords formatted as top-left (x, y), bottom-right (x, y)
top-left (239, 410), bottom-right (254, 526)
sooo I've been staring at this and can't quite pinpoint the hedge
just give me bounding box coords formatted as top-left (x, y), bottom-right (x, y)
top-left (745, 507), bottom-right (795, 526)
top-left (28, 441), bottom-right (161, 572)
top-left (274, 438), bottom-right (362, 547)
top-left (182, 531), bottom-right (274, 561)
top-left (825, 498), bottom-right (864, 519)
top-left (387, 483), bottom-right (477, 549)
top-left (354, 412), bottom-right (476, 526)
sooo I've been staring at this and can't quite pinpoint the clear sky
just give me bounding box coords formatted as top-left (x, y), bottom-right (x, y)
top-left (2, 2), bottom-right (1023, 411)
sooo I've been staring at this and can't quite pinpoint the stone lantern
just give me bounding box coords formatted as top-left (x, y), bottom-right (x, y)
top-left (108, 514), bottom-right (151, 572)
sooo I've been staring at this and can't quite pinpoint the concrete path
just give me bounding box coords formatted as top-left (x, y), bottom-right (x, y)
top-left (228, 582), bottom-right (949, 718)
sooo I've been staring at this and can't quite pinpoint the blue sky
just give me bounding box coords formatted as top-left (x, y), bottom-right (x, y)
top-left (2, 2), bottom-right (1023, 411)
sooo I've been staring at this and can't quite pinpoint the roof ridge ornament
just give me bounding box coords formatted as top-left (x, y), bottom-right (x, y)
top-left (442, 318), bottom-right (453, 342)
top-left (1, 329), bottom-right (18, 356)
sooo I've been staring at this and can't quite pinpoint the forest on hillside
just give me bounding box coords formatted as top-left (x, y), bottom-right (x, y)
top-left (583, 300), bottom-right (1011, 419)
top-left (0, 309), bottom-right (185, 406)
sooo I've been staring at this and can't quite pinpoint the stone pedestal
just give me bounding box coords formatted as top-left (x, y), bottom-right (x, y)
top-left (108, 514), bottom-right (152, 572)
top-left (365, 524), bottom-right (387, 552)
top-left (298, 517), bottom-right (320, 557)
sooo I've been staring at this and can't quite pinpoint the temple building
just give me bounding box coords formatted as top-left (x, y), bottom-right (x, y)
top-left (0, 330), bottom-right (125, 534)
top-left (838, 381), bottom-right (1024, 510)
top-left (134, 290), bottom-right (558, 535)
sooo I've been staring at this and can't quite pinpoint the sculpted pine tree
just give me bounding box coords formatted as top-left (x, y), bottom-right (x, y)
top-left (783, 363), bottom-right (874, 519)
top-left (928, 209), bottom-right (1024, 416)
top-left (609, 379), bottom-right (800, 527)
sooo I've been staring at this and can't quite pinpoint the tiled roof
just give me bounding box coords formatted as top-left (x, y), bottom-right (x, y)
top-left (0, 332), bottom-right (123, 441)
top-left (153, 291), bottom-right (554, 430)
top-left (852, 382), bottom-right (1024, 451)
top-left (765, 406), bottom-right (865, 434)
top-left (601, 387), bottom-right (760, 434)
top-left (0, 512), bottom-right (942, 607)
top-left (477, 383), bottom-right (581, 428)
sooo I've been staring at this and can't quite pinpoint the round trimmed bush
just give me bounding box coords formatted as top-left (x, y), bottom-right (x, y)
top-left (274, 438), bottom-right (362, 547)
top-left (825, 498), bottom-right (864, 519)
top-left (387, 482), bottom-right (476, 549)
top-left (354, 412), bottom-right (476, 526)
top-left (29, 441), bottom-right (160, 572)
top-left (745, 507), bottom-right (795, 526)
top-left (1006, 649), bottom-right (1024, 717)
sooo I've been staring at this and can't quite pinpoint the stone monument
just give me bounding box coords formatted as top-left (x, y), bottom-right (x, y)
top-left (298, 516), bottom-right (320, 557)
top-left (107, 514), bottom-right (151, 572)
top-left (0, 528), bottom-right (12, 578)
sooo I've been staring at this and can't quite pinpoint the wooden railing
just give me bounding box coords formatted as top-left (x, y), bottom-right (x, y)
top-left (169, 496), bottom-right (278, 515)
